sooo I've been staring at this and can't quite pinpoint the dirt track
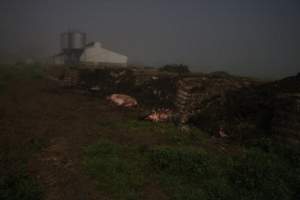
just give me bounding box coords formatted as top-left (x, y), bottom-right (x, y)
top-left (0, 79), bottom-right (143, 200)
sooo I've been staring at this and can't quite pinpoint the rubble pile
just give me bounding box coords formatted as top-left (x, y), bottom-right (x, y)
top-left (175, 74), bottom-right (255, 126)
top-left (79, 67), bottom-right (135, 93)
top-left (78, 67), bottom-right (178, 107)
top-left (46, 64), bottom-right (299, 141)
top-left (189, 73), bottom-right (300, 140)
top-left (267, 74), bottom-right (300, 142)
top-left (61, 69), bottom-right (80, 87)
top-left (133, 73), bottom-right (178, 107)
top-left (271, 93), bottom-right (300, 142)
top-left (46, 66), bottom-right (80, 88)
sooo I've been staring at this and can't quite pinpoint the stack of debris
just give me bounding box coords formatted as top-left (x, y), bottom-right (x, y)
top-left (132, 73), bottom-right (178, 107)
top-left (61, 69), bottom-right (80, 87)
top-left (175, 74), bottom-right (255, 127)
top-left (78, 67), bottom-right (178, 107)
top-left (46, 64), bottom-right (299, 142)
top-left (271, 93), bottom-right (300, 142)
top-left (267, 74), bottom-right (300, 142)
top-left (46, 65), bottom-right (80, 88)
top-left (191, 73), bottom-right (300, 140)
top-left (79, 67), bottom-right (135, 94)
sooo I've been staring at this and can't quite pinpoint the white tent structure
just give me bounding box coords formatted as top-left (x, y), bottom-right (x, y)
top-left (52, 40), bottom-right (128, 67)
top-left (80, 42), bottom-right (127, 66)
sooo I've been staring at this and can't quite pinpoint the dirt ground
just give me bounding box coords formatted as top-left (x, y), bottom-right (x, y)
top-left (1, 77), bottom-right (234, 200)
top-left (0, 79), bottom-right (155, 200)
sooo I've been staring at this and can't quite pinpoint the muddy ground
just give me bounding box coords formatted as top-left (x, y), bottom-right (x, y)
top-left (2, 76), bottom-right (203, 200)
top-left (0, 78), bottom-right (141, 200)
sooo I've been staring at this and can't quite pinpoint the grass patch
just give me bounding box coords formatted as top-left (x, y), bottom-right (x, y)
top-left (0, 64), bottom-right (45, 199)
top-left (84, 136), bottom-right (299, 200)
top-left (83, 140), bottom-right (147, 200)
top-left (0, 64), bottom-right (44, 95)
top-left (0, 137), bottom-right (45, 200)
top-left (101, 119), bottom-right (210, 146)
top-left (0, 168), bottom-right (42, 200)
top-left (149, 142), bottom-right (299, 200)
top-left (0, 64), bottom-right (44, 81)
top-left (149, 146), bottom-right (235, 200)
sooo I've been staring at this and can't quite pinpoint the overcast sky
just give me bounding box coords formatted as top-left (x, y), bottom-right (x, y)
top-left (0, 0), bottom-right (299, 78)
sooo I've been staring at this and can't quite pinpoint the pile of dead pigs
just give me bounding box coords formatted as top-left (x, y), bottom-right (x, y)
top-left (47, 65), bottom-right (300, 142)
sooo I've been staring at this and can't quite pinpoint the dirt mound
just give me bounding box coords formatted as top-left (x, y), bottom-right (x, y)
top-left (257, 73), bottom-right (300, 93)
top-left (175, 75), bottom-right (256, 125)
top-left (189, 73), bottom-right (300, 141)
top-left (78, 67), bottom-right (178, 108)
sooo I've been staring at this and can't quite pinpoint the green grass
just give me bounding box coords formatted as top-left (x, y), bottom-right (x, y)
top-left (149, 146), bottom-right (235, 200)
top-left (0, 168), bottom-right (42, 200)
top-left (84, 120), bottom-right (300, 200)
top-left (83, 140), bottom-right (147, 200)
top-left (0, 64), bottom-right (45, 199)
top-left (151, 141), bottom-right (299, 200)
top-left (101, 119), bottom-right (210, 146)
top-left (0, 64), bottom-right (44, 81)
top-left (0, 64), bottom-right (44, 95)
top-left (0, 137), bottom-right (45, 200)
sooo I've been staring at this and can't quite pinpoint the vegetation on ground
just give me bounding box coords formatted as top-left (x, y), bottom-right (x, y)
top-left (0, 138), bottom-right (44, 200)
top-left (0, 64), bottom-right (43, 81)
top-left (1, 64), bottom-right (299, 200)
top-left (84, 120), bottom-right (300, 200)
top-left (0, 64), bottom-right (44, 199)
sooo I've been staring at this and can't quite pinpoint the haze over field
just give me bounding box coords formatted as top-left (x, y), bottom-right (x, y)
top-left (0, 0), bottom-right (300, 78)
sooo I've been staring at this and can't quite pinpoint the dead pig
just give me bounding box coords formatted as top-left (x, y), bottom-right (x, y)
top-left (144, 109), bottom-right (173, 122)
top-left (106, 94), bottom-right (138, 108)
top-left (218, 127), bottom-right (229, 138)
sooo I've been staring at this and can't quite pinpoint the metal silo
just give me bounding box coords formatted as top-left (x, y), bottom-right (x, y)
top-left (60, 31), bottom-right (87, 64)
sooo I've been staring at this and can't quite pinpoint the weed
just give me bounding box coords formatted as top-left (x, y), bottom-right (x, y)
top-left (230, 148), bottom-right (292, 200)
top-left (104, 119), bottom-right (209, 146)
top-left (83, 140), bottom-right (147, 200)
top-left (0, 137), bottom-right (45, 200)
top-left (0, 64), bottom-right (44, 82)
top-left (0, 169), bottom-right (42, 200)
top-left (148, 144), bottom-right (299, 200)
top-left (84, 135), bottom-right (299, 200)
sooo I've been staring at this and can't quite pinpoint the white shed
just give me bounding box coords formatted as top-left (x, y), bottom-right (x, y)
top-left (80, 42), bottom-right (128, 66)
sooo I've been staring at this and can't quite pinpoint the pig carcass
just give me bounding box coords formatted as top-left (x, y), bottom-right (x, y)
top-left (107, 94), bottom-right (138, 107)
top-left (145, 109), bottom-right (173, 122)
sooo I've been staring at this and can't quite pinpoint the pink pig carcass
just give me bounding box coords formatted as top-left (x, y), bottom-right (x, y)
top-left (145, 109), bottom-right (172, 122)
top-left (218, 127), bottom-right (228, 138)
top-left (107, 94), bottom-right (138, 108)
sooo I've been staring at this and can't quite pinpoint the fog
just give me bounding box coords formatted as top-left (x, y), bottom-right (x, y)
top-left (1, 0), bottom-right (300, 79)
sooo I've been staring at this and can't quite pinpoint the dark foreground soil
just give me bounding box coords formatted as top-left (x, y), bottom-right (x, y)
top-left (0, 79), bottom-right (156, 200)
